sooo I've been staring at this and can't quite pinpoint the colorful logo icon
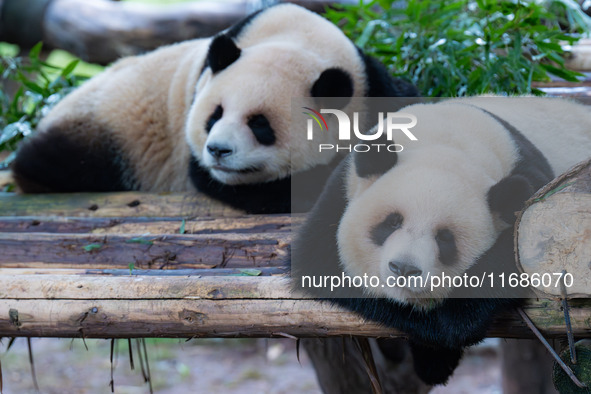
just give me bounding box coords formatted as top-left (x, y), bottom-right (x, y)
top-left (302, 107), bottom-right (328, 131)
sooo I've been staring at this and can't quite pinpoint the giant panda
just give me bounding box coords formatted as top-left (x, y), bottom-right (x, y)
top-left (11, 4), bottom-right (417, 214)
top-left (291, 96), bottom-right (591, 384)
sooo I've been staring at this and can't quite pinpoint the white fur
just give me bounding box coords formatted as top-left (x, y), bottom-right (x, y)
top-left (337, 97), bottom-right (591, 304)
top-left (36, 4), bottom-right (367, 190)
top-left (184, 4), bottom-right (367, 185)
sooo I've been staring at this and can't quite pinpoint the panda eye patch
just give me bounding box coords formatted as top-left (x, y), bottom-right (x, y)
top-left (436, 228), bottom-right (457, 266)
top-left (206, 105), bottom-right (223, 133)
top-left (370, 213), bottom-right (403, 246)
top-left (248, 114), bottom-right (276, 146)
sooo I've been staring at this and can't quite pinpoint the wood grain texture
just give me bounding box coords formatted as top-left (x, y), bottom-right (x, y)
top-left (0, 191), bottom-right (242, 217)
top-left (0, 0), bottom-right (357, 64)
top-left (0, 232), bottom-right (289, 269)
top-left (0, 214), bottom-right (300, 234)
top-left (0, 188), bottom-right (587, 341)
top-left (0, 271), bottom-right (588, 339)
top-left (516, 159), bottom-right (591, 298)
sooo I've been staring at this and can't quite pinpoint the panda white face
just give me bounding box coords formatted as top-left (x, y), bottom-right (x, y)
top-left (338, 161), bottom-right (498, 305)
top-left (332, 102), bottom-right (537, 305)
top-left (184, 24), bottom-right (363, 186)
top-left (197, 102), bottom-right (288, 185)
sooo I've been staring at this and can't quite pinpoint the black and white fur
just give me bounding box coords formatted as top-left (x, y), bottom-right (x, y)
top-left (291, 97), bottom-right (591, 384)
top-left (11, 4), bottom-right (417, 213)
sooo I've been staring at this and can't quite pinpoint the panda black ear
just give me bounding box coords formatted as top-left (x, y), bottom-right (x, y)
top-left (487, 174), bottom-right (534, 224)
top-left (207, 35), bottom-right (241, 73)
top-left (312, 68), bottom-right (354, 109)
top-left (354, 133), bottom-right (398, 178)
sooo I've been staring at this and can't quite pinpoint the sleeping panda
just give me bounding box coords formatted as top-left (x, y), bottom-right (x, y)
top-left (291, 96), bottom-right (591, 384)
top-left (11, 4), bottom-right (417, 214)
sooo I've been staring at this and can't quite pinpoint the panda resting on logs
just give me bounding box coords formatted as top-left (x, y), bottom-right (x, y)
top-left (291, 96), bottom-right (591, 385)
top-left (11, 4), bottom-right (417, 214)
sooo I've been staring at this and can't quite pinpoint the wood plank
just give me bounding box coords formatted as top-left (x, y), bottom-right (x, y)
top-left (0, 298), bottom-right (391, 338)
top-left (0, 214), bottom-right (300, 234)
top-left (0, 273), bottom-right (587, 338)
top-left (0, 274), bottom-right (292, 300)
top-left (0, 267), bottom-right (288, 276)
top-left (0, 232), bottom-right (289, 269)
top-left (0, 192), bottom-right (242, 217)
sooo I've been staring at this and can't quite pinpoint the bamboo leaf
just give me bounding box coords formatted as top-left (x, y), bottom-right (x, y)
top-left (28, 43), bottom-right (43, 61)
top-left (83, 243), bottom-right (102, 252)
top-left (60, 59), bottom-right (80, 78)
top-left (234, 269), bottom-right (262, 277)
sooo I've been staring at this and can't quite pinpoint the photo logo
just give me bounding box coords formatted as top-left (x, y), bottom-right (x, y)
top-left (304, 107), bottom-right (418, 153)
top-left (302, 107), bottom-right (328, 139)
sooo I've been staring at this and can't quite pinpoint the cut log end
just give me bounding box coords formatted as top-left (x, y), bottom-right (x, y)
top-left (516, 159), bottom-right (591, 298)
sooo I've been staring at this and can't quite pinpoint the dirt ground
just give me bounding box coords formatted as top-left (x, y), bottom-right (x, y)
top-left (0, 337), bottom-right (501, 393)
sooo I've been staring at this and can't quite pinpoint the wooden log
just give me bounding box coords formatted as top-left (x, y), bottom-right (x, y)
top-left (0, 267), bottom-right (288, 276)
top-left (0, 272), bottom-right (588, 338)
top-left (0, 0), bottom-right (356, 65)
top-left (515, 159), bottom-right (591, 298)
top-left (0, 232), bottom-right (289, 269)
top-left (565, 39), bottom-right (591, 72)
top-left (41, 0), bottom-right (248, 64)
top-left (539, 86), bottom-right (591, 97)
top-left (0, 298), bottom-right (387, 338)
top-left (0, 274), bottom-right (292, 300)
top-left (501, 339), bottom-right (559, 394)
top-left (0, 191), bottom-right (242, 217)
top-left (0, 214), bottom-right (300, 234)
top-left (303, 338), bottom-right (431, 394)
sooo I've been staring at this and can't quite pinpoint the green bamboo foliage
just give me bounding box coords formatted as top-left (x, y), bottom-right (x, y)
top-left (0, 43), bottom-right (87, 170)
top-left (325, 0), bottom-right (590, 96)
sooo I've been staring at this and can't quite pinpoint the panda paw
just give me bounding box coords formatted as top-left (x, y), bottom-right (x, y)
top-left (410, 341), bottom-right (463, 385)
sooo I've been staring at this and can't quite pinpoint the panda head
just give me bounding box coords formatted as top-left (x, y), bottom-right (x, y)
top-left (185, 33), bottom-right (360, 185)
top-left (336, 125), bottom-right (524, 306)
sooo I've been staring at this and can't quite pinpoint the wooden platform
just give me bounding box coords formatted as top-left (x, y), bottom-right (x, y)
top-left (0, 191), bottom-right (589, 340)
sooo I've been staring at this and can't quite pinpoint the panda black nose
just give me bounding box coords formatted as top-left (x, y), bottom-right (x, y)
top-left (388, 261), bottom-right (422, 278)
top-left (207, 144), bottom-right (233, 159)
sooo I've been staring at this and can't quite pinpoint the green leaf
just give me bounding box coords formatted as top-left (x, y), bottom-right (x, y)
top-left (83, 243), bottom-right (102, 252)
top-left (0, 124), bottom-right (21, 145)
top-left (0, 122), bottom-right (32, 145)
top-left (535, 40), bottom-right (563, 52)
top-left (28, 42), bottom-right (43, 61)
top-left (20, 79), bottom-right (47, 96)
top-left (534, 182), bottom-right (575, 202)
top-left (129, 263), bottom-right (135, 275)
top-left (322, 0), bottom-right (588, 97)
top-left (60, 59), bottom-right (80, 78)
top-left (234, 269), bottom-right (262, 277)
top-left (9, 87), bottom-right (23, 115)
top-left (541, 63), bottom-right (582, 82)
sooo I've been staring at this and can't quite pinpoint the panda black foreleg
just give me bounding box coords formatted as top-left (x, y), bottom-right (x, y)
top-left (12, 127), bottom-right (131, 193)
top-left (409, 341), bottom-right (463, 385)
top-left (189, 157), bottom-right (291, 214)
top-left (189, 154), bottom-right (344, 214)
